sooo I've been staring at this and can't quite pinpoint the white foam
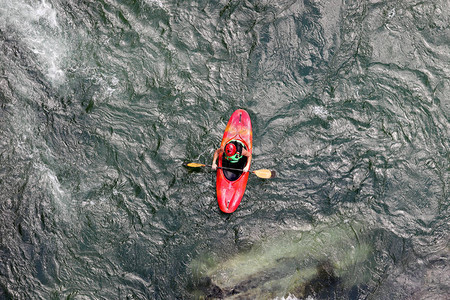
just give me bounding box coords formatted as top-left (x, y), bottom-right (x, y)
top-left (0, 0), bottom-right (67, 85)
top-left (388, 8), bottom-right (396, 19)
top-left (144, 0), bottom-right (165, 8)
top-left (273, 294), bottom-right (303, 300)
top-left (34, 0), bottom-right (59, 29)
top-left (40, 164), bottom-right (65, 201)
top-left (274, 295), bottom-right (316, 300)
top-left (311, 105), bottom-right (329, 118)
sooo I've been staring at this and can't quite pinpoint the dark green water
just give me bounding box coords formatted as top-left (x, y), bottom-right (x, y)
top-left (0, 0), bottom-right (448, 299)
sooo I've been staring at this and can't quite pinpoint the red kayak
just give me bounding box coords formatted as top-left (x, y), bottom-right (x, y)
top-left (216, 109), bottom-right (252, 213)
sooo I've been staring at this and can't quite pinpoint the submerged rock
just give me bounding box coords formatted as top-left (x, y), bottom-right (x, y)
top-left (189, 222), bottom-right (372, 299)
top-left (292, 260), bottom-right (343, 299)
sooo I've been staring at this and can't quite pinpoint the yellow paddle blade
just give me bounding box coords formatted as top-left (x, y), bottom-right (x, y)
top-left (252, 169), bottom-right (276, 179)
top-left (186, 162), bottom-right (206, 168)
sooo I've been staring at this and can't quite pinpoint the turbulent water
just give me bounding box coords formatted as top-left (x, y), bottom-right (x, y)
top-left (0, 0), bottom-right (448, 299)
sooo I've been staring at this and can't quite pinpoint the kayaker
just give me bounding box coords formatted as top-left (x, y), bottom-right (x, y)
top-left (212, 140), bottom-right (252, 172)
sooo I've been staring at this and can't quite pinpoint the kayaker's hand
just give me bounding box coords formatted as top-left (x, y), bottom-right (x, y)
top-left (212, 163), bottom-right (217, 171)
top-left (243, 166), bottom-right (249, 173)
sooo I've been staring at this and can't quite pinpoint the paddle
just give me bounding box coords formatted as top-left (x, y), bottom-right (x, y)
top-left (185, 162), bottom-right (276, 179)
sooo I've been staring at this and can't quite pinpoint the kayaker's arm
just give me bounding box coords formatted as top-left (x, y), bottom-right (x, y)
top-left (242, 148), bottom-right (252, 173)
top-left (212, 146), bottom-right (224, 170)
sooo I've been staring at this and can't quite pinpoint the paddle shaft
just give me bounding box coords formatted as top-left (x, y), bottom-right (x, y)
top-left (185, 162), bottom-right (247, 172)
top-left (185, 162), bottom-right (275, 178)
top-left (216, 165), bottom-right (248, 172)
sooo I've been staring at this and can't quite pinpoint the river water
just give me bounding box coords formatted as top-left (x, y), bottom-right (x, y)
top-left (0, 0), bottom-right (448, 299)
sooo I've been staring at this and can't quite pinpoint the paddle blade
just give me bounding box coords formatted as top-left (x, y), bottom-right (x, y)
top-left (185, 162), bottom-right (206, 168)
top-left (252, 169), bottom-right (276, 179)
